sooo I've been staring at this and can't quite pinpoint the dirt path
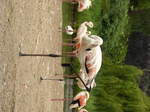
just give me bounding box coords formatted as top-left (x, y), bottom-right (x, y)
top-left (0, 0), bottom-right (64, 112)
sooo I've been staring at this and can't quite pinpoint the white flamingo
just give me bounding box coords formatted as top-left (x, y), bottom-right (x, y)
top-left (61, 0), bottom-right (92, 12)
top-left (78, 109), bottom-right (88, 112)
top-left (58, 24), bottom-right (92, 36)
top-left (70, 91), bottom-right (89, 110)
top-left (77, 0), bottom-right (92, 12)
top-left (76, 35), bottom-right (103, 90)
top-left (73, 21), bottom-right (93, 53)
top-left (76, 69), bottom-right (96, 90)
top-left (58, 31), bottom-right (91, 52)
top-left (74, 22), bottom-right (93, 40)
top-left (65, 25), bottom-right (74, 35)
top-left (58, 25), bottom-right (75, 35)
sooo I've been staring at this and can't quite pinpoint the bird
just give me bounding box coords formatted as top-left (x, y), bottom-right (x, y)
top-left (77, 0), bottom-right (92, 12)
top-left (70, 91), bottom-right (89, 110)
top-left (76, 35), bottom-right (103, 91)
top-left (74, 22), bottom-right (93, 40)
top-left (58, 25), bottom-right (75, 35)
top-left (78, 109), bottom-right (88, 112)
top-left (61, 0), bottom-right (92, 12)
top-left (73, 21), bottom-right (93, 53)
top-left (61, 0), bottom-right (78, 4)
top-left (76, 69), bottom-right (96, 90)
top-left (65, 25), bottom-right (74, 35)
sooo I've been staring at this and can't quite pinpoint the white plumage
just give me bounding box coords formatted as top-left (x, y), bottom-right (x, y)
top-left (73, 21), bottom-right (93, 53)
top-left (77, 0), bottom-right (92, 12)
top-left (61, 0), bottom-right (92, 12)
top-left (70, 91), bottom-right (89, 110)
top-left (65, 25), bottom-right (74, 35)
top-left (76, 35), bottom-right (103, 90)
top-left (78, 109), bottom-right (88, 112)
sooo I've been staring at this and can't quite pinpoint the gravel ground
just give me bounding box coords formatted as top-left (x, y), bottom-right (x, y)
top-left (0, 0), bottom-right (65, 112)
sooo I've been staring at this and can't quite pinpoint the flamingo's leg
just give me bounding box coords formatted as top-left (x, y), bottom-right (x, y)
top-left (58, 30), bottom-right (67, 32)
top-left (59, 43), bottom-right (76, 46)
top-left (57, 51), bottom-right (75, 54)
top-left (74, 37), bottom-right (79, 40)
top-left (56, 74), bottom-right (76, 77)
top-left (61, 0), bottom-right (78, 4)
top-left (64, 74), bottom-right (76, 77)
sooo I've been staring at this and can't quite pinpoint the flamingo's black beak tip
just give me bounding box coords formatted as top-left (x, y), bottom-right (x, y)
top-left (87, 87), bottom-right (92, 92)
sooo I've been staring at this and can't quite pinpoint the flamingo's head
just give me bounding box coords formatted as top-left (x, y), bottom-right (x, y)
top-left (86, 31), bottom-right (91, 36)
top-left (84, 91), bottom-right (90, 100)
top-left (65, 25), bottom-right (72, 30)
top-left (87, 21), bottom-right (94, 28)
top-left (65, 25), bottom-right (74, 35)
top-left (86, 79), bottom-right (96, 92)
top-left (86, 86), bottom-right (92, 92)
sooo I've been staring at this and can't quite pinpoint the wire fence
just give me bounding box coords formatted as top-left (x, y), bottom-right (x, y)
top-left (63, 3), bottom-right (76, 112)
top-left (64, 79), bottom-right (74, 112)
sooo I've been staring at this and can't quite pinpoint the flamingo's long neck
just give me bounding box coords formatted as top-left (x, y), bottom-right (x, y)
top-left (82, 22), bottom-right (88, 26)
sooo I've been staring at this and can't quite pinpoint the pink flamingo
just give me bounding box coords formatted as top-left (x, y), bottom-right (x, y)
top-left (70, 91), bottom-right (89, 110)
top-left (61, 0), bottom-right (92, 12)
top-left (76, 35), bottom-right (103, 91)
top-left (73, 21), bottom-right (93, 53)
top-left (76, 69), bottom-right (96, 90)
top-left (58, 25), bottom-right (76, 35)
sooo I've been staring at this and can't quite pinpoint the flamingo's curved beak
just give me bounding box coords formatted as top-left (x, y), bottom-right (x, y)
top-left (86, 86), bottom-right (92, 92)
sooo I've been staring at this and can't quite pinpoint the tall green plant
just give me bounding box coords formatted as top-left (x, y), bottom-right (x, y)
top-left (88, 65), bottom-right (150, 112)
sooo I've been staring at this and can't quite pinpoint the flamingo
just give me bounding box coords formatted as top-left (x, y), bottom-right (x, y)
top-left (70, 91), bottom-right (89, 110)
top-left (65, 25), bottom-right (74, 35)
top-left (58, 24), bottom-right (91, 36)
top-left (58, 31), bottom-right (91, 53)
top-left (78, 109), bottom-right (88, 112)
top-left (58, 25), bottom-right (75, 35)
top-left (77, 0), bottom-right (92, 12)
top-left (76, 35), bottom-right (103, 91)
top-left (74, 22), bottom-right (93, 40)
top-left (73, 21), bottom-right (93, 53)
top-left (76, 69), bottom-right (96, 90)
top-left (61, 0), bottom-right (92, 12)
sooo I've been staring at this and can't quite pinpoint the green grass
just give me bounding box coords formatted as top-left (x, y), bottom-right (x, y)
top-left (62, 3), bottom-right (74, 112)
top-left (62, 2), bottom-right (74, 64)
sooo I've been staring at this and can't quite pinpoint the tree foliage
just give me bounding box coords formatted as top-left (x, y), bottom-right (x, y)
top-left (130, 0), bottom-right (150, 10)
top-left (129, 9), bottom-right (150, 36)
top-left (73, 65), bottom-right (150, 112)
